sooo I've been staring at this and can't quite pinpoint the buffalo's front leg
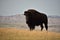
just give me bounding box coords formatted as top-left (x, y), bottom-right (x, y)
top-left (28, 24), bottom-right (35, 31)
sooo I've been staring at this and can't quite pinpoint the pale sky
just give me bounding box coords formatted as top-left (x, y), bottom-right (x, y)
top-left (0, 0), bottom-right (60, 16)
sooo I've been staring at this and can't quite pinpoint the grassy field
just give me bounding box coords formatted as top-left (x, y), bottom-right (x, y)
top-left (0, 28), bottom-right (60, 40)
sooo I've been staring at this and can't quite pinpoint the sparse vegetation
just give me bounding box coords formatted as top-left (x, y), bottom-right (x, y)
top-left (0, 14), bottom-right (60, 40)
top-left (0, 28), bottom-right (60, 40)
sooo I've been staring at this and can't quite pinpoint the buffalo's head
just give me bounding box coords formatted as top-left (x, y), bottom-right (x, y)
top-left (24, 11), bottom-right (31, 16)
top-left (24, 9), bottom-right (39, 16)
top-left (24, 10), bottom-right (32, 22)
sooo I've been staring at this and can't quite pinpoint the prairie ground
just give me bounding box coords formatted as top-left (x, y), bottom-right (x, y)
top-left (0, 28), bottom-right (60, 40)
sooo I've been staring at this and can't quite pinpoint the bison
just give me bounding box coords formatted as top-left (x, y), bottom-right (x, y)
top-left (24, 9), bottom-right (48, 31)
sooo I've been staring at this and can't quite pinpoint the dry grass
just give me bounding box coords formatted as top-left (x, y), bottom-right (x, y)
top-left (0, 28), bottom-right (60, 40)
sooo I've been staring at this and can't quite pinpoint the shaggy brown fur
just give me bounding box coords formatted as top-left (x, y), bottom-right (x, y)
top-left (24, 9), bottom-right (48, 31)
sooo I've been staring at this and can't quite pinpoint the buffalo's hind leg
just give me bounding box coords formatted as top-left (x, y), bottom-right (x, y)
top-left (40, 24), bottom-right (44, 31)
top-left (45, 23), bottom-right (48, 31)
